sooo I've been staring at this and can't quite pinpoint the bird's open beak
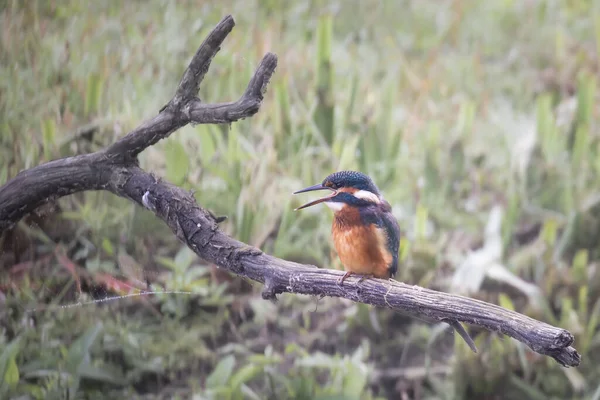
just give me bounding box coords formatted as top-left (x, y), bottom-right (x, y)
top-left (293, 184), bottom-right (337, 210)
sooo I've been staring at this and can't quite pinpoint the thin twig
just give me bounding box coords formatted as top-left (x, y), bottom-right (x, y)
top-left (0, 15), bottom-right (581, 368)
top-left (173, 15), bottom-right (235, 105)
top-left (443, 319), bottom-right (478, 353)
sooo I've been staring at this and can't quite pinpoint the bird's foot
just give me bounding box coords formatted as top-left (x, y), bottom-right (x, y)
top-left (337, 272), bottom-right (374, 286)
top-left (337, 271), bottom-right (353, 286)
top-left (356, 274), bottom-right (374, 284)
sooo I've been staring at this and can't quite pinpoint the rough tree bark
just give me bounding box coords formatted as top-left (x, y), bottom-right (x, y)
top-left (0, 15), bottom-right (581, 368)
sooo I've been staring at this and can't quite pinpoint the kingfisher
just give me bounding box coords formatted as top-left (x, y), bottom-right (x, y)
top-left (293, 171), bottom-right (400, 286)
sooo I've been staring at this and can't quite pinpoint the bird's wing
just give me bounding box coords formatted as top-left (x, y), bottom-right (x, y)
top-left (379, 209), bottom-right (400, 276)
top-left (361, 201), bottom-right (401, 277)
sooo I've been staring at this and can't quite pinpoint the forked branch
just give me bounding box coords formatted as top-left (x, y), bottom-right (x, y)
top-left (0, 15), bottom-right (581, 368)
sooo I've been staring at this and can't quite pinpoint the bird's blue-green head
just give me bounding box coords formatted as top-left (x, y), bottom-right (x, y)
top-left (293, 171), bottom-right (382, 211)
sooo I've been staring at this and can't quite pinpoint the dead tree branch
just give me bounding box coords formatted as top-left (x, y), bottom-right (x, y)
top-left (0, 15), bottom-right (581, 368)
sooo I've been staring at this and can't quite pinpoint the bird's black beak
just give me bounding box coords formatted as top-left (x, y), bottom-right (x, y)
top-left (293, 184), bottom-right (337, 210)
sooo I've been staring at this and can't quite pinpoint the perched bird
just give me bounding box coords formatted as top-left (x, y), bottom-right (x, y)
top-left (293, 171), bottom-right (400, 285)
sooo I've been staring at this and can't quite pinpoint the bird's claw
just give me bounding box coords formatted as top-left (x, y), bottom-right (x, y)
top-left (337, 271), bottom-right (352, 287)
top-left (337, 272), bottom-right (373, 286)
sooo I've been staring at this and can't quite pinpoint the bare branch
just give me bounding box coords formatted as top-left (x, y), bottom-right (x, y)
top-left (113, 170), bottom-right (580, 367)
top-left (0, 153), bottom-right (109, 232)
top-left (185, 53), bottom-right (278, 124)
top-left (104, 112), bottom-right (181, 160)
top-left (0, 15), bottom-right (581, 368)
top-left (104, 16), bottom-right (276, 160)
top-left (173, 14), bottom-right (235, 105)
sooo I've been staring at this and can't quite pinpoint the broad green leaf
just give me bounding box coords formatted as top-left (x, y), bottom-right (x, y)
top-left (41, 118), bottom-right (56, 160)
top-left (164, 139), bottom-right (189, 185)
top-left (536, 94), bottom-right (560, 162)
top-left (102, 237), bottom-right (114, 256)
top-left (240, 384), bottom-right (262, 400)
top-left (0, 121), bottom-right (11, 142)
top-left (197, 125), bottom-right (216, 162)
top-left (343, 74), bottom-right (359, 130)
top-left (296, 352), bottom-right (336, 368)
top-left (0, 337), bottom-right (21, 392)
top-left (571, 125), bottom-right (589, 173)
top-left (230, 365), bottom-right (261, 389)
top-left (174, 246), bottom-right (195, 270)
top-left (155, 256), bottom-right (178, 270)
top-left (584, 299), bottom-right (600, 354)
top-left (314, 14), bottom-right (334, 145)
top-left (414, 204), bottom-right (429, 240)
top-left (456, 100), bottom-right (476, 138)
top-left (66, 322), bottom-right (103, 373)
top-left (341, 363), bottom-right (368, 397)
top-left (337, 135), bottom-right (360, 171)
top-left (576, 73), bottom-right (596, 127)
top-left (509, 376), bottom-right (548, 400)
top-left (572, 249), bottom-right (588, 284)
top-left (595, 13), bottom-right (600, 62)
top-left (399, 237), bottom-right (410, 262)
top-left (206, 355), bottom-right (236, 389)
top-left (498, 293), bottom-right (515, 311)
top-left (540, 219), bottom-right (558, 245)
top-left (578, 285), bottom-right (588, 325)
top-left (3, 358), bottom-right (19, 386)
top-left (78, 363), bottom-right (126, 385)
top-left (559, 297), bottom-right (575, 329)
top-left (84, 73), bottom-right (104, 116)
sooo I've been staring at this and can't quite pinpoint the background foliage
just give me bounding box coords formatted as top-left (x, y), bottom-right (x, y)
top-left (1, 0), bottom-right (600, 399)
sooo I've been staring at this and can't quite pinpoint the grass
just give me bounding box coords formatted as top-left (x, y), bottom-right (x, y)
top-left (1, 0), bottom-right (600, 398)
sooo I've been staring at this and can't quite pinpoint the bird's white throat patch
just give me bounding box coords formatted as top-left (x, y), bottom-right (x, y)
top-left (325, 201), bottom-right (346, 212)
top-left (353, 190), bottom-right (381, 203)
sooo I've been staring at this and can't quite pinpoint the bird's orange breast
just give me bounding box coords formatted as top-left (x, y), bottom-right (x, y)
top-left (331, 208), bottom-right (393, 279)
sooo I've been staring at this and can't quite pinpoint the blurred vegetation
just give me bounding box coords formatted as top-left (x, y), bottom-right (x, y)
top-left (1, 0), bottom-right (600, 398)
